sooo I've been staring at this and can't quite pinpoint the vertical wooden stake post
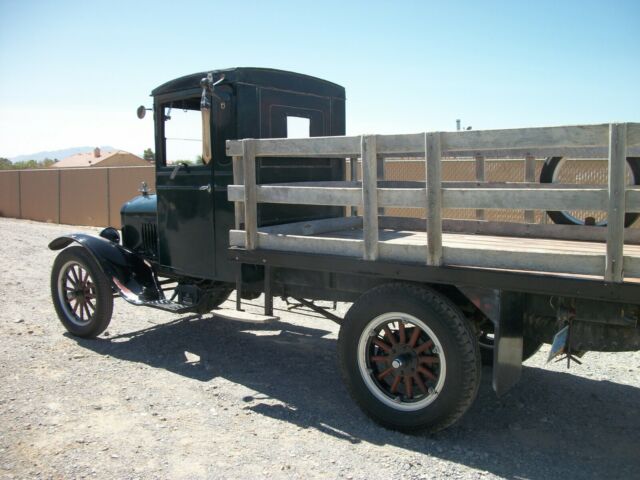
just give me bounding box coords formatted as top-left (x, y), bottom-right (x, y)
top-left (361, 135), bottom-right (379, 260)
top-left (242, 139), bottom-right (258, 250)
top-left (426, 132), bottom-right (443, 266)
top-left (605, 123), bottom-right (627, 282)
top-left (475, 154), bottom-right (485, 220)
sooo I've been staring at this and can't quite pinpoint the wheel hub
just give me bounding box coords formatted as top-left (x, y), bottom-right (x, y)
top-left (360, 315), bottom-right (445, 409)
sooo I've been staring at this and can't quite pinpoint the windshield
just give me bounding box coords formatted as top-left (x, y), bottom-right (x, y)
top-left (162, 97), bottom-right (206, 166)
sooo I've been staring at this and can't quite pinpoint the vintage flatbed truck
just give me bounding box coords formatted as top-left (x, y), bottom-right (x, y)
top-left (48, 68), bottom-right (640, 433)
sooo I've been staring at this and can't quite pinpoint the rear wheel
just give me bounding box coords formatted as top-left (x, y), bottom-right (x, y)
top-left (51, 246), bottom-right (113, 338)
top-left (338, 283), bottom-right (481, 433)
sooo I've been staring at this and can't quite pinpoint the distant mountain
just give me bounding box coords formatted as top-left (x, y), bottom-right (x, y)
top-left (9, 146), bottom-right (117, 163)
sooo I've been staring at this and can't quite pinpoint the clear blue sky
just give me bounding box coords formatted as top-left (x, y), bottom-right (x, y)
top-left (0, 0), bottom-right (638, 158)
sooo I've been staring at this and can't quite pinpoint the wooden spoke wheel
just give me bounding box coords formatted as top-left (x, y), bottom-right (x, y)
top-left (338, 283), bottom-right (481, 433)
top-left (51, 246), bottom-right (113, 338)
top-left (358, 312), bottom-right (446, 411)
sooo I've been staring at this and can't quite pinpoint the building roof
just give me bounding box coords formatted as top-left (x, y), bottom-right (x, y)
top-left (52, 149), bottom-right (145, 168)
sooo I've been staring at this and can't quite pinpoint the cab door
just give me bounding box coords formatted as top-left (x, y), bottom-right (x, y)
top-left (155, 95), bottom-right (216, 278)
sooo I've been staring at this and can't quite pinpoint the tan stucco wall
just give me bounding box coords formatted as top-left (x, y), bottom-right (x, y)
top-left (0, 171), bottom-right (20, 218)
top-left (0, 166), bottom-right (154, 228)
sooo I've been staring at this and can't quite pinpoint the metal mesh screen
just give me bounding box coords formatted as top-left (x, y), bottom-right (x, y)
top-left (348, 157), bottom-right (636, 226)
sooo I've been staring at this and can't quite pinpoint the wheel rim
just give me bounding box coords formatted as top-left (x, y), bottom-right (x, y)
top-left (551, 158), bottom-right (635, 226)
top-left (357, 312), bottom-right (446, 411)
top-left (57, 260), bottom-right (97, 326)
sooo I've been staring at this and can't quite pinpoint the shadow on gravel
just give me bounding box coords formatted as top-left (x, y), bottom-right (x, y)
top-left (72, 314), bottom-right (640, 479)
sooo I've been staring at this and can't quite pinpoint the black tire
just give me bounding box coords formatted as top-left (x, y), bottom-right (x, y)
top-left (540, 156), bottom-right (640, 227)
top-left (337, 283), bottom-right (481, 433)
top-left (51, 246), bottom-right (113, 338)
top-left (478, 332), bottom-right (542, 366)
top-left (197, 283), bottom-right (234, 314)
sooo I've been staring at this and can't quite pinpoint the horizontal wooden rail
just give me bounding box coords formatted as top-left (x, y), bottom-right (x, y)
top-left (227, 123), bottom-right (640, 158)
top-left (228, 184), bottom-right (640, 212)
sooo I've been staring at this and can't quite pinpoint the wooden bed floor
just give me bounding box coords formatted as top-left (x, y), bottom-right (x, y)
top-left (314, 227), bottom-right (640, 257)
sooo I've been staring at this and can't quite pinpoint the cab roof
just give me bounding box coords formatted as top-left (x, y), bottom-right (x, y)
top-left (151, 67), bottom-right (345, 99)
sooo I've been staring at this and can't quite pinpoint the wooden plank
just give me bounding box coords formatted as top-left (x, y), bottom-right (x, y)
top-left (441, 124), bottom-right (609, 153)
top-left (232, 156), bottom-right (244, 229)
top-left (475, 154), bottom-right (485, 220)
top-left (229, 229), bottom-right (363, 257)
top-left (229, 183), bottom-right (610, 210)
top-left (377, 153), bottom-right (385, 215)
top-left (524, 155), bottom-right (536, 223)
top-left (226, 123), bottom-right (640, 159)
top-left (362, 135), bottom-right (379, 260)
top-left (242, 140), bottom-right (258, 250)
top-left (229, 185), bottom-right (362, 206)
top-left (425, 132), bottom-right (443, 266)
top-left (226, 136), bottom-right (361, 157)
top-left (378, 216), bottom-right (640, 244)
top-left (628, 123), bottom-right (640, 148)
top-left (257, 216), bottom-right (362, 236)
top-left (626, 188), bottom-right (640, 212)
top-left (605, 123), bottom-right (627, 282)
top-left (442, 188), bottom-right (606, 211)
top-left (350, 156), bottom-right (359, 216)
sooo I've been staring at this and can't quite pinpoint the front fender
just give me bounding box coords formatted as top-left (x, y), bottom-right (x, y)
top-left (49, 233), bottom-right (161, 304)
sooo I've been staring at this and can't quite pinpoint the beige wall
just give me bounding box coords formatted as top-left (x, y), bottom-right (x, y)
top-left (0, 166), bottom-right (154, 228)
top-left (20, 169), bottom-right (59, 223)
top-left (0, 171), bottom-right (20, 218)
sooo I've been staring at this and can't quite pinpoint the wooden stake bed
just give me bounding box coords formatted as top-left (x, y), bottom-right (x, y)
top-left (229, 218), bottom-right (640, 281)
top-left (227, 123), bottom-right (640, 284)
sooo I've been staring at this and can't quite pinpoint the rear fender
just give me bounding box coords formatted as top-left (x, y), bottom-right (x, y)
top-left (49, 233), bottom-right (161, 304)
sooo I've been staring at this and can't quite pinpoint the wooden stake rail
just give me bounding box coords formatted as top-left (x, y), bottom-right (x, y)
top-left (227, 123), bottom-right (640, 283)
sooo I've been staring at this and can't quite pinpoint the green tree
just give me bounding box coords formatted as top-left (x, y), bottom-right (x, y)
top-left (0, 158), bottom-right (12, 170)
top-left (143, 148), bottom-right (155, 162)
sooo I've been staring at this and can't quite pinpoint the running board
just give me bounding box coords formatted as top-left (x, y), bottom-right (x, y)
top-left (213, 309), bottom-right (279, 324)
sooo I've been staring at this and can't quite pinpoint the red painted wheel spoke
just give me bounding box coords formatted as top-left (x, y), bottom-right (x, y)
top-left (398, 322), bottom-right (406, 344)
top-left (404, 375), bottom-right (413, 399)
top-left (414, 373), bottom-right (428, 394)
top-left (377, 367), bottom-right (394, 381)
top-left (72, 300), bottom-right (81, 315)
top-left (83, 303), bottom-right (91, 319)
top-left (417, 366), bottom-right (437, 381)
top-left (414, 339), bottom-right (434, 354)
top-left (373, 338), bottom-right (392, 353)
top-left (419, 355), bottom-right (440, 365)
top-left (370, 355), bottom-right (389, 363)
top-left (382, 326), bottom-right (397, 345)
top-left (70, 267), bottom-right (79, 284)
top-left (408, 326), bottom-right (422, 347)
top-left (390, 375), bottom-right (402, 394)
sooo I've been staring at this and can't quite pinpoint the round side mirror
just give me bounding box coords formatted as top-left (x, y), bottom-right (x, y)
top-left (137, 105), bottom-right (147, 119)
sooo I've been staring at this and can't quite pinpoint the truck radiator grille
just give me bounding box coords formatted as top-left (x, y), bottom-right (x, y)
top-left (141, 222), bottom-right (158, 257)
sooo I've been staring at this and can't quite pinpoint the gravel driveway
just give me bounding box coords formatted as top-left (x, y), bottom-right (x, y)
top-left (1, 217), bottom-right (639, 479)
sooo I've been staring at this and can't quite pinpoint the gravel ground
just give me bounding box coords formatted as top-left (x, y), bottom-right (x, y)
top-left (0, 217), bottom-right (639, 480)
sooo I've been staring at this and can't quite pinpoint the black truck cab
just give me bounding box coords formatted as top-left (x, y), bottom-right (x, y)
top-left (121, 67), bottom-right (346, 282)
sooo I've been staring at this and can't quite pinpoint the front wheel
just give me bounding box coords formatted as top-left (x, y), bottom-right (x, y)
top-left (51, 246), bottom-right (113, 338)
top-left (338, 283), bottom-right (481, 433)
